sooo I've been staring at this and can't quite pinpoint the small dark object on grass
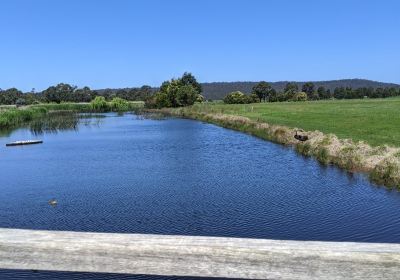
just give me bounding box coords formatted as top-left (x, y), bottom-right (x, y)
top-left (294, 130), bottom-right (309, 142)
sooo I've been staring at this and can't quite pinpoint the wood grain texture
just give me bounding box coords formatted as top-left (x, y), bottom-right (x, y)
top-left (1, 228), bottom-right (400, 279)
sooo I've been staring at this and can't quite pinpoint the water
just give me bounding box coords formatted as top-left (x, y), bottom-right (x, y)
top-left (1, 113), bottom-right (400, 279)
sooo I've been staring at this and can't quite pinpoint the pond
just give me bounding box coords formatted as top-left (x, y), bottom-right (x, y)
top-left (1, 113), bottom-right (400, 279)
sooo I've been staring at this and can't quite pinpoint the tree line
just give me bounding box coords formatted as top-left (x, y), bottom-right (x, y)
top-left (2, 77), bottom-right (399, 106)
top-left (223, 81), bottom-right (400, 104)
top-left (0, 84), bottom-right (153, 105)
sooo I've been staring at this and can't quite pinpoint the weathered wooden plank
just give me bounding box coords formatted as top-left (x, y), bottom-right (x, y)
top-left (0, 228), bottom-right (400, 279)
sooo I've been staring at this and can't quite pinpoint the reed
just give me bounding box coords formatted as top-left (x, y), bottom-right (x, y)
top-left (0, 107), bottom-right (48, 129)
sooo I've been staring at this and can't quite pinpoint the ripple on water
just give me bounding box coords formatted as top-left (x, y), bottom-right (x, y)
top-left (1, 114), bottom-right (400, 279)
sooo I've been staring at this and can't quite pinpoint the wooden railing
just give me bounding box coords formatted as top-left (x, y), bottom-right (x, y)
top-left (0, 228), bottom-right (400, 279)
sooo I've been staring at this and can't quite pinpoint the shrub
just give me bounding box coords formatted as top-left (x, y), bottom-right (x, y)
top-left (196, 94), bottom-right (205, 103)
top-left (223, 91), bottom-right (252, 104)
top-left (249, 93), bottom-right (260, 103)
top-left (90, 96), bottom-right (109, 112)
top-left (15, 98), bottom-right (26, 107)
top-left (292, 92), bottom-right (308, 102)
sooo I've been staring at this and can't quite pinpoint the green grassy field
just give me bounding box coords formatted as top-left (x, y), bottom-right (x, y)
top-left (190, 98), bottom-right (400, 147)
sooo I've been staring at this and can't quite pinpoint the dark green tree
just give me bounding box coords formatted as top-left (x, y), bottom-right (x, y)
top-left (284, 83), bottom-right (298, 99)
top-left (176, 85), bottom-right (198, 106)
top-left (180, 72), bottom-right (202, 94)
top-left (43, 83), bottom-right (76, 103)
top-left (302, 82), bottom-right (315, 99)
top-left (317, 86), bottom-right (328, 99)
top-left (252, 81), bottom-right (272, 102)
top-left (0, 88), bottom-right (23, 105)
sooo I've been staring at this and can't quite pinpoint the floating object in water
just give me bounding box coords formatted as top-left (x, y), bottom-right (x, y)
top-left (6, 140), bottom-right (43, 147)
top-left (48, 199), bottom-right (57, 206)
top-left (294, 130), bottom-right (308, 142)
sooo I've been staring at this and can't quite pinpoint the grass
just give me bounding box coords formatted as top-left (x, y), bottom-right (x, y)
top-left (33, 101), bottom-right (144, 112)
top-left (0, 101), bottom-right (144, 129)
top-left (0, 107), bottom-right (48, 128)
top-left (190, 97), bottom-right (400, 147)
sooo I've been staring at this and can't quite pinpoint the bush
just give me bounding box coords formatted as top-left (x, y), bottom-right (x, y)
top-left (223, 91), bottom-right (253, 104)
top-left (196, 94), bottom-right (205, 103)
top-left (15, 98), bottom-right (26, 107)
top-left (90, 96), bottom-right (109, 112)
top-left (292, 92), bottom-right (308, 102)
top-left (249, 93), bottom-right (260, 103)
top-left (110, 97), bottom-right (129, 112)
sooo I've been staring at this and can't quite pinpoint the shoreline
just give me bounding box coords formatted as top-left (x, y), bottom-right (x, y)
top-left (154, 107), bottom-right (400, 190)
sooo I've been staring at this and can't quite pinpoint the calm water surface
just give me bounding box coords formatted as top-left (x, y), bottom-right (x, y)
top-left (1, 113), bottom-right (400, 279)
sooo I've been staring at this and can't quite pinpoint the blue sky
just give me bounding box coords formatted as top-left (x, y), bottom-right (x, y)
top-left (1, 0), bottom-right (399, 91)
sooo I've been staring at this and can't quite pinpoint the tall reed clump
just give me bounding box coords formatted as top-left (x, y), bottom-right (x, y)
top-left (156, 106), bottom-right (400, 189)
top-left (90, 96), bottom-right (110, 112)
top-left (0, 107), bottom-right (48, 129)
top-left (35, 103), bottom-right (92, 112)
top-left (110, 97), bottom-right (129, 112)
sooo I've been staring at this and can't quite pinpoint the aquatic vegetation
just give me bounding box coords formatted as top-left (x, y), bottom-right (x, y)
top-left (90, 96), bottom-right (110, 112)
top-left (0, 107), bottom-right (48, 129)
top-left (110, 97), bottom-right (129, 112)
top-left (0, 101), bottom-right (143, 131)
top-left (370, 158), bottom-right (400, 188)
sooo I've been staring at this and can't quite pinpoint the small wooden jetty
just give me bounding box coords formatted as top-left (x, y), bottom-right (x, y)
top-left (5, 140), bottom-right (43, 147)
top-left (0, 228), bottom-right (400, 279)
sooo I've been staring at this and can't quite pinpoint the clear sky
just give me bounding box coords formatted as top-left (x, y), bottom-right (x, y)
top-left (1, 0), bottom-right (399, 91)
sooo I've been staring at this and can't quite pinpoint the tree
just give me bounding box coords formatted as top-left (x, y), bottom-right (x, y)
top-left (176, 85), bottom-right (198, 106)
top-left (302, 82), bottom-right (315, 99)
top-left (0, 88), bottom-right (23, 105)
top-left (252, 81), bottom-right (272, 102)
top-left (284, 83), bottom-right (298, 99)
top-left (180, 72), bottom-right (202, 94)
top-left (268, 89), bottom-right (278, 102)
top-left (147, 73), bottom-right (202, 108)
top-left (102, 89), bottom-right (114, 101)
top-left (72, 86), bottom-right (93, 102)
top-left (154, 92), bottom-right (171, 108)
top-left (317, 86), bottom-right (328, 99)
top-left (43, 83), bottom-right (76, 103)
top-left (333, 87), bottom-right (345, 99)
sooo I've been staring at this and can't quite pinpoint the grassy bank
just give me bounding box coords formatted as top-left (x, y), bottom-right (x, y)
top-left (158, 102), bottom-right (400, 189)
top-left (188, 98), bottom-right (400, 147)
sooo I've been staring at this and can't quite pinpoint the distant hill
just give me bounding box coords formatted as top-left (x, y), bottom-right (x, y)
top-left (201, 79), bottom-right (400, 100)
top-left (96, 79), bottom-right (400, 100)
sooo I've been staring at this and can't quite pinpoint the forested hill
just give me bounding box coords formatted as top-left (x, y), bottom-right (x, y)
top-left (201, 79), bottom-right (400, 100)
top-left (96, 79), bottom-right (400, 100)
